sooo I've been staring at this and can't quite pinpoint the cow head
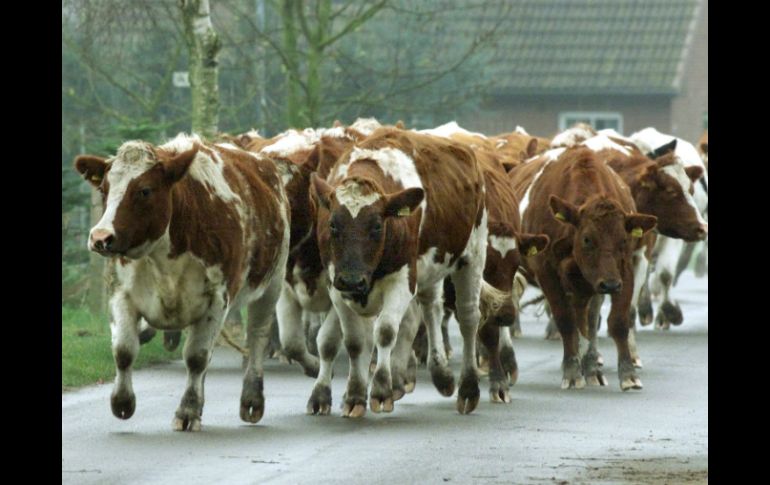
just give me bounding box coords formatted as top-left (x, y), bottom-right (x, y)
top-left (74, 141), bottom-right (198, 259)
top-left (311, 174), bottom-right (423, 298)
top-left (550, 195), bottom-right (656, 294)
top-left (633, 148), bottom-right (707, 242)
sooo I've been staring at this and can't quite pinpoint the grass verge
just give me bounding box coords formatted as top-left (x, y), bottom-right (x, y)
top-left (62, 305), bottom-right (184, 391)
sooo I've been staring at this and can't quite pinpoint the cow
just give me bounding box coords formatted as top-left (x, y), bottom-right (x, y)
top-left (309, 127), bottom-right (490, 416)
top-left (417, 122), bottom-right (550, 402)
top-left (73, 133), bottom-right (291, 431)
top-left (251, 126), bottom-right (358, 377)
top-left (630, 128), bottom-right (709, 329)
top-left (510, 144), bottom-right (657, 390)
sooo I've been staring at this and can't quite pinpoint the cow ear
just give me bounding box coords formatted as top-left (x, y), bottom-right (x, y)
top-left (383, 187), bottom-right (424, 218)
top-left (333, 119), bottom-right (344, 128)
top-left (549, 195), bottom-right (579, 226)
top-left (74, 155), bottom-right (108, 187)
top-left (700, 142), bottom-right (708, 155)
top-left (647, 139), bottom-right (677, 159)
top-left (685, 165), bottom-right (704, 182)
top-left (625, 213), bottom-right (657, 238)
top-left (310, 173), bottom-right (333, 210)
top-left (518, 233), bottom-right (550, 257)
top-left (526, 138), bottom-right (538, 158)
top-left (394, 120), bottom-right (405, 129)
top-left (162, 145), bottom-right (198, 184)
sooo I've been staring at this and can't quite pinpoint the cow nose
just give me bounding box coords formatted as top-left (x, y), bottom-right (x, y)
top-left (335, 273), bottom-right (368, 293)
top-left (597, 280), bottom-right (622, 294)
top-left (90, 229), bottom-right (115, 252)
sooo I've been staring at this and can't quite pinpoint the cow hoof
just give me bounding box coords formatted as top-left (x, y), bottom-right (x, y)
top-left (596, 354), bottom-right (605, 367)
top-left (392, 388), bottom-right (405, 401)
top-left (632, 357), bottom-right (643, 369)
top-left (457, 370), bottom-right (480, 414)
top-left (620, 377), bottom-right (644, 391)
top-left (586, 372), bottom-right (608, 387)
top-left (661, 301), bottom-right (683, 325)
top-left (342, 402), bottom-right (367, 418)
top-left (655, 313), bottom-right (671, 330)
top-left (306, 385), bottom-right (332, 416)
top-left (430, 363), bottom-right (456, 397)
top-left (404, 381), bottom-right (416, 393)
top-left (489, 381), bottom-right (511, 403)
top-left (240, 376), bottom-right (265, 424)
top-left (370, 397), bottom-right (394, 413)
top-left (561, 376), bottom-right (586, 389)
top-left (110, 390), bottom-right (136, 420)
top-left (172, 413), bottom-right (202, 432)
top-left (163, 331), bottom-right (182, 352)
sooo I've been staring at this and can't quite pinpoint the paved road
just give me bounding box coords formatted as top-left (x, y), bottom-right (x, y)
top-left (62, 273), bottom-right (707, 484)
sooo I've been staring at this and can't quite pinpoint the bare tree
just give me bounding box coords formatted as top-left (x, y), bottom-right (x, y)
top-left (179, 0), bottom-right (222, 138)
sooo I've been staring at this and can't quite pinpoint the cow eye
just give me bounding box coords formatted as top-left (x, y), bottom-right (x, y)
top-left (329, 221), bottom-right (340, 237)
top-left (582, 237), bottom-right (593, 248)
top-left (139, 187), bottom-right (152, 198)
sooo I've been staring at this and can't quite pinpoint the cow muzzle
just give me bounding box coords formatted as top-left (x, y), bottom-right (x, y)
top-left (89, 229), bottom-right (118, 256)
top-left (596, 279), bottom-right (622, 294)
top-left (334, 272), bottom-right (369, 295)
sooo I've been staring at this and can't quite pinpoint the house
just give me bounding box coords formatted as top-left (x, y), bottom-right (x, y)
top-left (462, 0), bottom-right (707, 143)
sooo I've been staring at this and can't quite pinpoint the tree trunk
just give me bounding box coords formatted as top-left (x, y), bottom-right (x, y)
top-left (86, 189), bottom-right (106, 314)
top-left (282, 0), bottom-right (301, 128)
top-left (180, 0), bottom-right (221, 138)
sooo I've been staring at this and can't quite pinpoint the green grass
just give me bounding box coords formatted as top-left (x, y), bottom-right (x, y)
top-left (62, 306), bottom-right (184, 391)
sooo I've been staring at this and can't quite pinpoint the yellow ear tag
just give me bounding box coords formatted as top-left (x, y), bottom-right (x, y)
top-left (90, 175), bottom-right (102, 184)
top-left (555, 212), bottom-right (566, 221)
top-left (631, 227), bottom-right (644, 238)
top-left (527, 246), bottom-right (538, 256)
top-left (397, 207), bottom-right (411, 217)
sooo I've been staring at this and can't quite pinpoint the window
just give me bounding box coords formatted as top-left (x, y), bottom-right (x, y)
top-left (559, 112), bottom-right (623, 133)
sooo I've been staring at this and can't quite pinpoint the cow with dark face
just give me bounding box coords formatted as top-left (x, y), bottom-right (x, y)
top-left (74, 134), bottom-right (291, 431)
top-left (511, 145), bottom-right (656, 390)
top-left (309, 127), bottom-right (488, 416)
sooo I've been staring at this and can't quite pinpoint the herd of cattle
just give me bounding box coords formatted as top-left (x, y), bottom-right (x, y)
top-left (73, 117), bottom-right (708, 431)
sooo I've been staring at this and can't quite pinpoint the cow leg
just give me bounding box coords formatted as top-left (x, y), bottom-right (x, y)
top-left (276, 286), bottom-right (320, 377)
top-left (174, 301), bottom-right (226, 431)
top-left (369, 272), bottom-right (414, 414)
top-left (412, 322), bottom-right (428, 365)
top-left (498, 326), bottom-right (518, 385)
top-left (307, 309), bottom-right (341, 415)
top-left (479, 324), bottom-right (509, 403)
top-left (628, 249), bottom-right (649, 367)
top-left (418, 282), bottom-right (456, 398)
top-left (441, 309), bottom-right (454, 359)
top-left (391, 302), bottom-right (421, 401)
top-left (652, 237), bottom-right (684, 329)
top-left (674, 241), bottom-right (695, 285)
top-left (539, 266), bottom-right (583, 389)
top-left (608, 265), bottom-right (642, 391)
top-left (637, 278), bottom-right (654, 327)
top-left (109, 291), bottom-right (141, 420)
top-left (330, 291), bottom-right (372, 418)
top-left (239, 281), bottom-right (282, 425)
top-left (583, 295), bottom-right (608, 386)
top-left (450, 258), bottom-right (485, 415)
top-left (305, 311), bottom-right (323, 357)
top-left (694, 240), bottom-right (708, 277)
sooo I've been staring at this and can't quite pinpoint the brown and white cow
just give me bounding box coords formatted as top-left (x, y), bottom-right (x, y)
top-left (74, 134), bottom-right (291, 431)
top-left (309, 127), bottom-right (489, 416)
top-left (510, 145), bottom-right (656, 390)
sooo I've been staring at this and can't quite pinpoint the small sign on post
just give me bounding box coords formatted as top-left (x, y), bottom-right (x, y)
top-left (173, 71), bottom-right (190, 88)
